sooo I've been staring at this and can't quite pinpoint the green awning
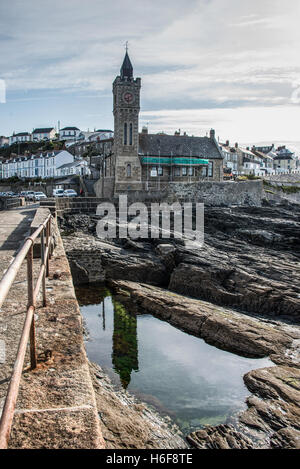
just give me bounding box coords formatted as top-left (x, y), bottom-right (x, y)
top-left (140, 156), bottom-right (209, 165)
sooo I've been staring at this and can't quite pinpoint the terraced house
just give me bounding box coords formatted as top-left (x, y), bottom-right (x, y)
top-left (1, 150), bottom-right (74, 179)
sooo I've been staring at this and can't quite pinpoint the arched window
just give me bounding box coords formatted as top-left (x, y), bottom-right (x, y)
top-left (124, 123), bottom-right (128, 145)
top-left (126, 163), bottom-right (131, 177)
top-left (129, 123), bottom-right (133, 145)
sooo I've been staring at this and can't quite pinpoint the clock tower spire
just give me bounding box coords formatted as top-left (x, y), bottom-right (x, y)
top-left (113, 50), bottom-right (142, 193)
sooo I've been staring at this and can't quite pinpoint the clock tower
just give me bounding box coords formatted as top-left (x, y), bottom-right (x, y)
top-left (113, 50), bottom-right (142, 193)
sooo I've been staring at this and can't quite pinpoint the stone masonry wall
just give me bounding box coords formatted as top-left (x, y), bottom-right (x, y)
top-left (167, 180), bottom-right (263, 206)
top-left (94, 177), bottom-right (115, 199)
top-left (42, 181), bottom-right (264, 215)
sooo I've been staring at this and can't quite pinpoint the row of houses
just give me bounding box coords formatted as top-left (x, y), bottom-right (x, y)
top-left (220, 142), bottom-right (299, 176)
top-left (0, 127), bottom-right (114, 147)
top-left (0, 150), bottom-right (90, 179)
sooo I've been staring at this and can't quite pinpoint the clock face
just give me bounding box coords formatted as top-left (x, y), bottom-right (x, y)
top-left (123, 92), bottom-right (134, 104)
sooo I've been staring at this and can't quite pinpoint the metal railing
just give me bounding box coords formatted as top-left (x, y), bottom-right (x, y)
top-left (0, 214), bottom-right (53, 449)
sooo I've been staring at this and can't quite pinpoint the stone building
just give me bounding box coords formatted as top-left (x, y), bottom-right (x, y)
top-left (95, 51), bottom-right (224, 198)
top-left (273, 146), bottom-right (297, 173)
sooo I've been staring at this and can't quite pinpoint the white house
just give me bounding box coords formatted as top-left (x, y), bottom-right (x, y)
top-left (9, 132), bottom-right (32, 145)
top-left (56, 159), bottom-right (91, 177)
top-left (242, 159), bottom-right (262, 176)
top-left (88, 129), bottom-right (114, 142)
top-left (59, 127), bottom-right (81, 141)
top-left (251, 149), bottom-right (274, 175)
top-left (1, 150), bottom-right (75, 179)
top-left (32, 127), bottom-right (56, 141)
top-left (0, 136), bottom-right (9, 148)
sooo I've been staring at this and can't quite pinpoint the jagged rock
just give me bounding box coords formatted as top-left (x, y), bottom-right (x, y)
top-left (63, 233), bottom-right (169, 287)
top-left (239, 367), bottom-right (300, 449)
top-left (59, 214), bottom-right (97, 234)
top-left (187, 424), bottom-right (254, 449)
top-left (169, 205), bottom-right (300, 320)
top-left (61, 205), bottom-right (300, 320)
top-left (270, 427), bottom-right (300, 449)
top-left (236, 229), bottom-right (283, 245)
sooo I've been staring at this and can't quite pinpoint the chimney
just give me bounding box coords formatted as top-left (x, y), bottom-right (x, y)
top-left (235, 142), bottom-right (238, 148)
top-left (226, 139), bottom-right (229, 146)
top-left (142, 126), bottom-right (148, 134)
top-left (210, 128), bottom-right (216, 140)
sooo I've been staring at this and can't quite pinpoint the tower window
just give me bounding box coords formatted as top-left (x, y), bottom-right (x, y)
top-left (129, 123), bottom-right (133, 145)
top-left (124, 123), bottom-right (128, 145)
top-left (126, 164), bottom-right (131, 177)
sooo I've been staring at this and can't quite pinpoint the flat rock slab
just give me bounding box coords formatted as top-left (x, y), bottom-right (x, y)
top-left (110, 280), bottom-right (298, 364)
top-left (10, 406), bottom-right (103, 449)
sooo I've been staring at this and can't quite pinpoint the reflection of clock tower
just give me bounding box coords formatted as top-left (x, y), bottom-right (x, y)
top-left (113, 51), bottom-right (142, 193)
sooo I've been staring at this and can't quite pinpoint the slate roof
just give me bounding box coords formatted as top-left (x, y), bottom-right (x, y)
top-left (253, 145), bottom-right (274, 154)
top-left (57, 160), bottom-right (85, 170)
top-left (13, 132), bottom-right (31, 137)
top-left (252, 150), bottom-right (273, 160)
top-left (139, 133), bottom-right (223, 159)
top-left (2, 151), bottom-right (63, 164)
top-left (60, 127), bottom-right (80, 131)
top-left (273, 155), bottom-right (294, 161)
top-left (120, 51), bottom-right (133, 80)
top-left (32, 128), bottom-right (55, 134)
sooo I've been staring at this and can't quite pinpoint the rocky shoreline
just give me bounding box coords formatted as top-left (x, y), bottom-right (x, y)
top-left (108, 280), bottom-right (300, 449)
top-left (61, 203), bottom-right (300, 321)
top-left (60, 203), bottom-right (300, 449)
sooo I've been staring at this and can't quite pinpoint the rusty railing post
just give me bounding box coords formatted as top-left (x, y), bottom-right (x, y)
top-left (0, 214), bottom-right (53, 448)
top-left (48, 219), bottom-right (52, 260)
top-left (41, 229), bottom-right (47, 307)
top-left (27, 244), bottom-right (37, 369)
top-left (45, 221), bottom-right (50, 277)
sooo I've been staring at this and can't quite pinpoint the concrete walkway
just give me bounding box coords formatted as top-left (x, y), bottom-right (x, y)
top-left (0, 206), bottom-right (105, 449)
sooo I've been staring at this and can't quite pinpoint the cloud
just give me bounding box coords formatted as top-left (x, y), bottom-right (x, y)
top-left (140, 105), bottom-right (300, 143)
top-left (0, 0), bottom-right (300, 140)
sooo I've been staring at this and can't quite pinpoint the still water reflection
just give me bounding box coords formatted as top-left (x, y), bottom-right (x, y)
top-left (76, 285), bottom-right (273, 434)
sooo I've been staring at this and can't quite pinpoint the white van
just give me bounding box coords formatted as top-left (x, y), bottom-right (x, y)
top-left (53, 189), bottom-right (65, 197)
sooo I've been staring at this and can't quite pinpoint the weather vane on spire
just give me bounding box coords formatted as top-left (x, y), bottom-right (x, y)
top-left (125, 41), bottom-right (129, 53)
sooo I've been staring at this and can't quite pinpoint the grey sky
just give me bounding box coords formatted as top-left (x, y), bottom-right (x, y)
top-left (0, 0), bottom-right (299, 142)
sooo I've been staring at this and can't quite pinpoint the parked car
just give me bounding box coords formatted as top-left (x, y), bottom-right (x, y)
top-left (53, 189), bottom-right (65, 197)
top-left (24, 191), bottom-right (35, 201)
top-left (63, 189), bottom-right (77, 197)
top-left (33, 192), bottom-right (47, 201)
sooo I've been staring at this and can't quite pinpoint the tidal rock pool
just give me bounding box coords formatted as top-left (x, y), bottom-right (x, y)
top-left (75, 285), bottom-right (273, 435)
